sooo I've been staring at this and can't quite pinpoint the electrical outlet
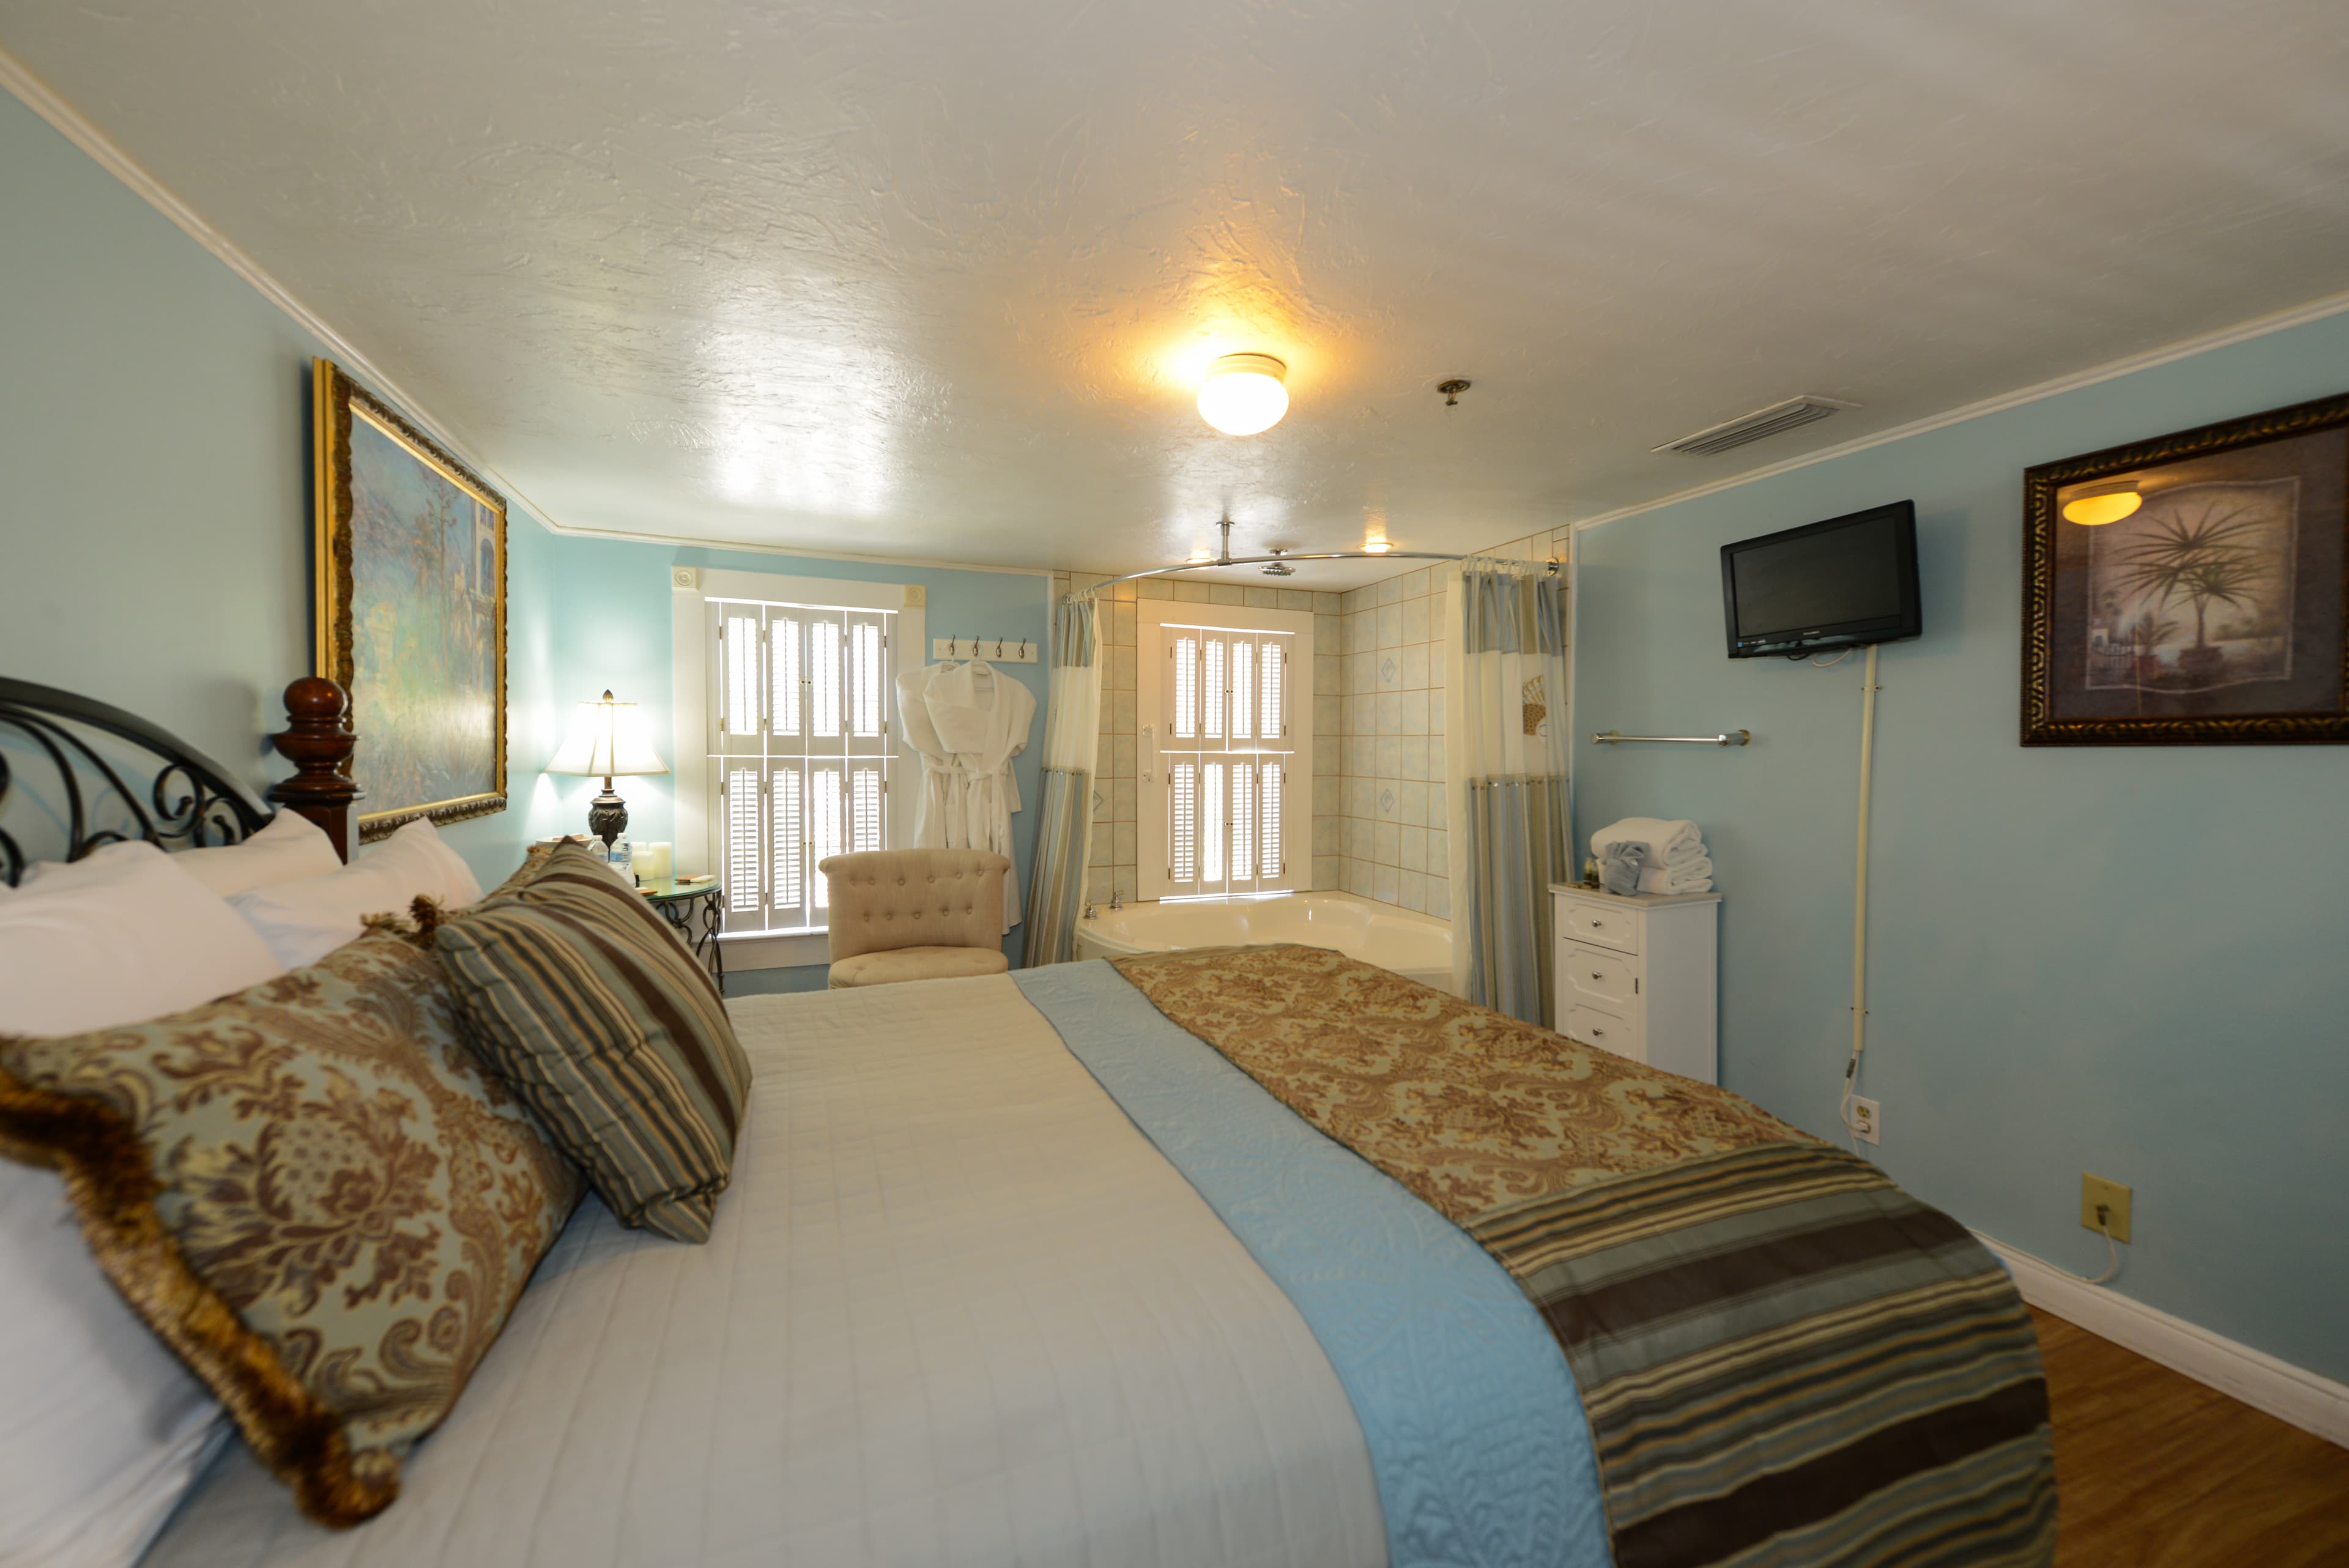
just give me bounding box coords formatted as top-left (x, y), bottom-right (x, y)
top-left (1850, 1097), bottom-right (1880, 1145)
top-left (2080, 1175), bottom-right (2132, 1243)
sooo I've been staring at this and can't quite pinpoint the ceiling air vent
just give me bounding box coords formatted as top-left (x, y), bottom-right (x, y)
top-left (1653, 395), bottom-right (1856, 458)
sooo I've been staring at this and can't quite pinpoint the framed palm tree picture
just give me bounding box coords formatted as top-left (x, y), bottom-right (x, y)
top-left (2023, 390), bottom-right (2349, 745)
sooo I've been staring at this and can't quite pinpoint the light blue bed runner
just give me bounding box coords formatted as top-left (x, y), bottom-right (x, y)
top-left (1013, 962), bottom-right (1608, 1568)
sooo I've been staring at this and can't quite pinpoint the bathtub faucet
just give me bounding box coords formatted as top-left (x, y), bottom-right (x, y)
top-left (1082, 902), bottom-right (1096, 921)
top-left (1110, 889), bottom-right (1124, 911)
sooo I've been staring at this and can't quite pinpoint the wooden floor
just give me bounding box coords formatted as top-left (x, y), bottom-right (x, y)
top-left (2033, 1307), bottom-right (2349, 1567)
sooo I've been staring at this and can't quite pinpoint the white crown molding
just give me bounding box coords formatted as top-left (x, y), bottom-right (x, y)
top-left (0, 39), bottom-right (581, 539)
top-left (1978, 1232), bottom-right (2349, 1451)
top-left (541, 518), bottom-right (1052, 578)
top-left (1569, 286), bottom-right (2349, 535)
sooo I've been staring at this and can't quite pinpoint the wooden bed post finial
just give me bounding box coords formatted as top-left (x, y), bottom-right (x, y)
top-left (267, 677), bottom-right (362, 861)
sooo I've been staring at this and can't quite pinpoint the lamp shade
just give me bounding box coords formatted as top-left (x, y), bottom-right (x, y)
top-left (546, 691), bottom-right (668, 778)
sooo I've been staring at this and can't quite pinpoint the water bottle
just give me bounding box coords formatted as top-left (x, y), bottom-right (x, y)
top-left (614, 835), bottom-right (635, 884)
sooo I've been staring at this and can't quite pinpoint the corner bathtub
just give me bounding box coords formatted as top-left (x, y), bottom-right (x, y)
top-left (1073, 892), bottom-right (1455, 994)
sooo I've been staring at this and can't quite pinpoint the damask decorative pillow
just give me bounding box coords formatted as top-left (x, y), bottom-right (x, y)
top-left (0, 930), bottom-right (582, 1528)
top-left (423, 841), bottom-right (752, 1243)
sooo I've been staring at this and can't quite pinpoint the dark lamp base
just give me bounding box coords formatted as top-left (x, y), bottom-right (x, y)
top-left (588, 782), bottom-right (629, 849)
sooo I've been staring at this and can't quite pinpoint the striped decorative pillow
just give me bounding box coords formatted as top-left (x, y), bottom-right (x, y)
top-left (426, 844), bottom-right (752, 1243)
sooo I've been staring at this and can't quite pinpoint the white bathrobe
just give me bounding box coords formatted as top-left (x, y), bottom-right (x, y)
top-left (922, 659), bottom-right (1036, 931)
top-left (894, 665), bottom-right (967, 850)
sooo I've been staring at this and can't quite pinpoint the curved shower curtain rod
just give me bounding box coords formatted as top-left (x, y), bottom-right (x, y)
top-left (1067, 520), bottom-right (1559, 599)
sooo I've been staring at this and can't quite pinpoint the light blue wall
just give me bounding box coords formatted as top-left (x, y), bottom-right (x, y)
top-left (1572, 311), bottom-right (2349, 1381)
top-left (0, 90), bottom-right (1052, 980)
top-left (0, 88), bottom-right (555, 882)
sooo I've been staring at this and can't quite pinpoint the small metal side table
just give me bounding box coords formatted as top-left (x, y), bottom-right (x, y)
top-left (639, 877), bottom-right (724, 986)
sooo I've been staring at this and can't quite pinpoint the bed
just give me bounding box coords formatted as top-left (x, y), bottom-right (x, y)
top-left (0, 679), bottom-right (2055, 1568)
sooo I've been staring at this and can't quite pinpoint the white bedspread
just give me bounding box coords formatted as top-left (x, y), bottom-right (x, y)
top-left (143, 977), bottom-right (1385, 1568)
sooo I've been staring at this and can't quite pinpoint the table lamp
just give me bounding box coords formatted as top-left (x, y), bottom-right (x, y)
top-left (546, 689), bottom-right (668, 849)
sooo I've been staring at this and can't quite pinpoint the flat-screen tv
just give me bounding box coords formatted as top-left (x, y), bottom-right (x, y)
top-left (1720, 501), bottom-right (1921, 658)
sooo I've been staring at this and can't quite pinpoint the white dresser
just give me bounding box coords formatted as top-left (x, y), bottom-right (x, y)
top-left (1550, 883), bottom-right (1721, 1083)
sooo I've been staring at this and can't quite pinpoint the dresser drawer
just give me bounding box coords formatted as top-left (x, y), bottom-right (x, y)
top-left (1559, 940), bottom-right (1639, 1009)
top-left (1555, 896), bottom-right (1639, 954)
top-left (1563, 1003), bottom-right (1644, 1064)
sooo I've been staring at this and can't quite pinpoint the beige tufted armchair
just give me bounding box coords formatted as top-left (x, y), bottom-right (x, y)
top-left (817, 849), bottom-right (1012, 988)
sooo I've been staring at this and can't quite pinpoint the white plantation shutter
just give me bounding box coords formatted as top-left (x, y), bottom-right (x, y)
top-left (1201, 761), bottom-right (1226, 885)
top-left (1260, 760), bottom-right (1283, 879)
top-left (771, 766), bottom-right (803, 912)
top-left (850, 766), bottom-right (883, 853)
top-left (771, 617), bottom-right (802, 738)
top-left (725, 765), bottom-right (762, 914)
top-left (810, 764), bottom-right (843, 911)
top-left (1261, 642), bottom-right (1285, 740)
top-left (1172, 634), bottom-right (1200, 740)
top-left (1230, 641), bottom-right (1253, 741)
top-left (848, 618), bottom-right (885, 738)
top-left (1230, 763), bottom-right (1254, 881)
top-left (811, 620), bottom-right (841, 738)
top-left (1170, 760), bottom-right (1198, 883)
top-left (1156, 622), bottom-right (1301, 897)
top-left (707, 600), bottom-right (895, 934)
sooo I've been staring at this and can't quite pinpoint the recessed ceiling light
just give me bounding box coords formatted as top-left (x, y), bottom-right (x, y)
top-left (1197, 354), bottom-right (1290, 436)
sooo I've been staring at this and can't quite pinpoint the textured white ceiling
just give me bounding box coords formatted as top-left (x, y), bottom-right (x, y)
top-left (9, 1), bottom-right (2349, 584)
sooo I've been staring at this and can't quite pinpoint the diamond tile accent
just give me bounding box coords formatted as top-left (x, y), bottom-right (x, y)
top-left (1378, 787), bottom-right (1395, 815)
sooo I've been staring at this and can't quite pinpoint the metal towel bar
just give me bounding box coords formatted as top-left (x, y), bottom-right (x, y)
top-left (1591, 729), bottom-right (1751, 747)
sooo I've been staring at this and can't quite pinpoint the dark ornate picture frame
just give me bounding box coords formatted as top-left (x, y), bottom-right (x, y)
top-left (2022, 390), bottom-right (2349, 746)
top-left (314, 359), bottom-right (508, 836)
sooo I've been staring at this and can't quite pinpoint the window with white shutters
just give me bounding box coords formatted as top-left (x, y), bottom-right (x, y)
top-left (1154, 621), bottom-right (1302, 897)
top-left (708, 600), bottom-right (894, 934)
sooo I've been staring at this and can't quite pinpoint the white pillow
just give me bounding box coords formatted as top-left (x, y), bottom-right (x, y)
top-left (170, 809), bottom-right (341, 897)
top-left (228, 817), bottom-right (482, 968)
top-left (0, 841), bottom-right (285, 1037)
top-left (0, 844), bottom-right (275, 1567)
top-left (0, 1169), bottom-right (228, 1568)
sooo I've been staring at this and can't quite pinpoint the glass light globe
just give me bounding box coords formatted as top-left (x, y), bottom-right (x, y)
top-left (2061, 488), bottom-right (2142, 526)
top-left (1197, 354), bottom-right (1290, 435)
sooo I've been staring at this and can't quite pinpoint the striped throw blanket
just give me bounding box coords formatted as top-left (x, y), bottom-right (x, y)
top-left (1113, 945), bottom-right (2054, 1568)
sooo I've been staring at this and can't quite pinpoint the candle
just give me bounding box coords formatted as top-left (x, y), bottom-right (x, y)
top-left (636, 841), bottom-right (674, 883)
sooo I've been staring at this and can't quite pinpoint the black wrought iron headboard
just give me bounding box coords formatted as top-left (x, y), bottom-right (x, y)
top-left (0, 676), bottom-right (358, 887)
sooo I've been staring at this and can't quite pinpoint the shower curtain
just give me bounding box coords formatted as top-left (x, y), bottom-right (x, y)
top-left (1022, 593), bottom-right (1102, 967)
top-left (1444, 560), bottom-right (1572, 1024)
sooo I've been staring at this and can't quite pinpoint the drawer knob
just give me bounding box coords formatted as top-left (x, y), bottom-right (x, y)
top-left (1591, 972), bottom-right (1605, 981)
top-left (1588, 918), bottom-right (1602, 927)
top-left (1592, 1028), bottom-right (1606, 1038)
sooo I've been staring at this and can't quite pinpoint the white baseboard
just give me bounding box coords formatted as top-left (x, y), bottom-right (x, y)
top-left (1977, 1232), bottom-right (2349, 1451)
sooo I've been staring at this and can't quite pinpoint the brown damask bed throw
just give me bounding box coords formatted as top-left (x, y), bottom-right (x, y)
top-left (0, 931), bottom-right (581, 1527)
top-left (1114, 944), bottom-right (2054, 1568)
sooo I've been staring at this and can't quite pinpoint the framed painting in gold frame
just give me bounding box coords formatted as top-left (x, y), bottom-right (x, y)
top-left (313, 358), bottom-right (507, 837)
top-left (2022, 390), bottom-right (2349, 746)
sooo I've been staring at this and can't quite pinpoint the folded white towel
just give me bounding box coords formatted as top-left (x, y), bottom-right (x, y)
top-left (1636, 858), bottom-right (1714, 896)
top-left (1590, 817), bottom-right (1705, 868)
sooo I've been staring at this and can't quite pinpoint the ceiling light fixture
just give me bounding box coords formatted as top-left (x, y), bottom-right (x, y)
top-left (1197, 354), bottom-right (1290, 436)
top-left (2061, 481), bottom-right (2143, 527)
top-left (1362, 539), bottom-right (1392, 554)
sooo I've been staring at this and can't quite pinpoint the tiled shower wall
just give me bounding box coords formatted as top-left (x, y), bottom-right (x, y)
top-left (1049, 572), bottom-right (1344, 904)
top-left (1334, 532), bottom-right (1569, 921)
top-left (1054, 528), bottom-right (1567, 920)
